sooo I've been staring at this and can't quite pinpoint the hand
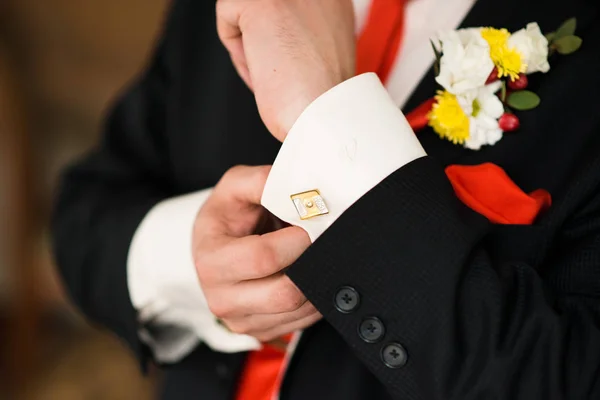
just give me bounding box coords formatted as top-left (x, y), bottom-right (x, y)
top-left (217, 0), bottom-right (356, 141)
top-left (193, 165), bottom-right (319, 342)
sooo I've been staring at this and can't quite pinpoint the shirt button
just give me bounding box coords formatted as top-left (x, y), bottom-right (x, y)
top-left (381, 343), bottom-right (408, 368)
top-left (334, 286), bottom-right (360, 313)
top-left (358, 317), bottom-right (385, 343)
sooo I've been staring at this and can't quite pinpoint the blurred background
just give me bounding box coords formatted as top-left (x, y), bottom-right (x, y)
top-left (0, 1), bottom-right (171, 398)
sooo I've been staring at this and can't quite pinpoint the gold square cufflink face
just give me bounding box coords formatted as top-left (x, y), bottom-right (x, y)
top-left (291, 190), bottom-right (329, 220)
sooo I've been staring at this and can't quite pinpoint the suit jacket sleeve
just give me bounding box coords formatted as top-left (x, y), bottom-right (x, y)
top-left (50, 2), bottom-right (185, 363)
top-left (287, 155), bottom-right (600, 400)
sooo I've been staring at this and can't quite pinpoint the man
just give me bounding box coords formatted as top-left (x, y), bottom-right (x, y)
top-left (52, 0), bottom-right (600, 398)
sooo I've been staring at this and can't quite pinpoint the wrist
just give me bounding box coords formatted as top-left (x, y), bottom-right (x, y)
top-left (276, 73), bottom-right (350, 142)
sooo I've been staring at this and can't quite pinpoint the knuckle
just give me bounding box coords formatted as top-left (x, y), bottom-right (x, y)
top-left (227, 321), bottom-right (252, 335)
top-left (194, 254), bottom-right (217, 285)
top-left (247, 165), bottom-right (271, 187)
top-left (208, 298), bottom-right (232, 319)
top-left (242, 237), bottom-right (277, 278)
top-left (275, 281), bottom-right (305, 313)
top-left (222, 164), bottom-right (248, 182)
top-left (255, 332), bottom-right (277, 343)
top-left (251, 240), bottom-right (279, 276)
top-left (219, 166), bottom-right (243, 188)
top-left (299, 301), bottom-right (318, 317)
top-left (243, 244), bottom-right (261, 277)
top-left (217, 165), bottom-right (270, 202)
top-left (193, 252), bottom-right (207, 274)
top-left (194, 260), bottom-right (208, 284)
top-left (254, 165), bottom-right (271, 185)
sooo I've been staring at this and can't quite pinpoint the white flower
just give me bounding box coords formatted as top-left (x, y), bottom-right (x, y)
top-left (507, 22), bottom-right (550, 74)
top-left (435, 29), bottom-right (495, 95)
top-left (457, 82), bottom-right (505, 150)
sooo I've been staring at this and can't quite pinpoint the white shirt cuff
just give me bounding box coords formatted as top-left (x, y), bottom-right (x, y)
top-left (127, 189), bottom-right (260, 363)
top-left (262, 73), bottom-right (426, 241)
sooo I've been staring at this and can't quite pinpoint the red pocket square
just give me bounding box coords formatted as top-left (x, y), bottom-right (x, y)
top-left (445, 163), bottom-right (551, 225)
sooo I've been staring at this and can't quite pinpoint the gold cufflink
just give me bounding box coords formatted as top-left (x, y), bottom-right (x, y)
top-left (291, 189), bottom-right (329, 220)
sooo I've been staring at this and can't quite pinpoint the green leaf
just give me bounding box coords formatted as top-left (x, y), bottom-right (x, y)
top-left (507, 91), bottom-right (541, 111)
top-left (554, 35), bottom-right (583, 54)
top-left (431, 40), bottom-right (442, 76)
top-left (500, 81), bottom-right (507, 102)
top-left (555, 18), bottom-right (577, 40)
top-left (430, 40), bottom-right (442, 61)
top-left (545, 32), bottom-right (556, 43)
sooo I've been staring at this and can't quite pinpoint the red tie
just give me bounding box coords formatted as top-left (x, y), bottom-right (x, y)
top-left (234, 334), bottom-right (294, 400)
top-left (234, 1), bottom-right (550, 399)
top-left (356, 0), bottom-right (407, 82)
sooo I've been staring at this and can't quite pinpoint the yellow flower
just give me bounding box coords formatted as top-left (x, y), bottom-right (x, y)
top-left (481, 27), bottom-right (510, 48)
top-left (481, 27), bottom-right (527, 81)
top-left (428, 91), bottom-right (470, 145)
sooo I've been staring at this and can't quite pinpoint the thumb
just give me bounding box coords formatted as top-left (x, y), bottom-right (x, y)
top-left (215, 165), bottom-right (271, 207)
top-left (201, 165), bottom-right (272, 238)
top-left (261, 225), bottom-right (312, 269)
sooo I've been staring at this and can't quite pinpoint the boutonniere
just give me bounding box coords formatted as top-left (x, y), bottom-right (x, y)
top-left (412, 18), bottom-right (582, 150)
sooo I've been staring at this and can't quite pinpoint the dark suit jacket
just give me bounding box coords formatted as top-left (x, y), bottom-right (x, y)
top-left (52, 0), bottom-right (600, 398)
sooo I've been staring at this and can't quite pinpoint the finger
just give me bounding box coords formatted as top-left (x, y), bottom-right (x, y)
top-left (215, 0), bottom-right (242, 49)
top-left (251, 312), bottom-right (323, 343)
top-left (216, 0), bottom-right (254, 90)
top-left (261, 225), bottom-right (311, 270)
top-left (231, 53), bottom-right (253, 90)
top-left (214, 165), bottom-right (271, 208)
top-left (255, 212), bottom-right (285, 236)
top-left (197, 165), bottom-right (271, 239)
top-left (213, 274), bottom-right (306, 317)
top-left (209, 225), bottom-right (310, 282)
top-left (235, 274), bottom-right (306, 314)
top-left (224, 301), bottom-right (318, 335)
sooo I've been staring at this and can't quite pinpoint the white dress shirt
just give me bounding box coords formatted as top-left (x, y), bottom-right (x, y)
top-left (127, 0), bottom-right (476, 363)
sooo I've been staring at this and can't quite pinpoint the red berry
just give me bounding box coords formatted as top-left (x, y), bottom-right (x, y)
top-left (508, 74), bottom-right (528, 90)
top-left (499, 113), bottom-right (520, 132)
top-left (485, 67), bottom-right (499, 84)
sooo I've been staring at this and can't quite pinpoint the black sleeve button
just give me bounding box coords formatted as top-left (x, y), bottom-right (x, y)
top-left (358, 317), bottom-right (385, 343)
top-left (381, 343), bottom-right (408, 368)
top-left (334, 286), bottom-right (360, 313)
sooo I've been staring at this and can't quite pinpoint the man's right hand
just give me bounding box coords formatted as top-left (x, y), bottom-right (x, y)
top-left (192, 165), bottom-right (320, 343)
top-left (216, 0), bottom-right (356, 142)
